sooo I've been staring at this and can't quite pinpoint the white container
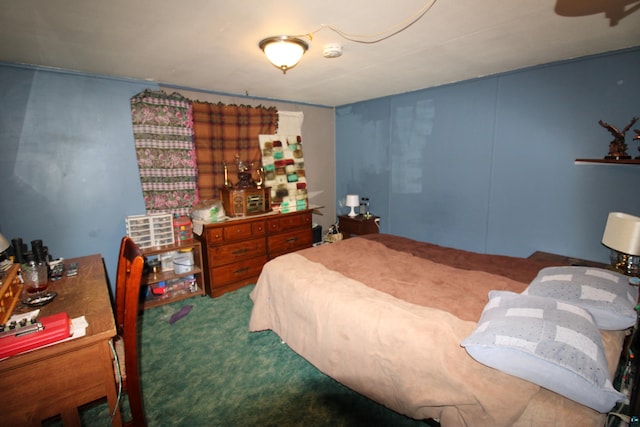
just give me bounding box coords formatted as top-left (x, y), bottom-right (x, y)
top-left (173, 251), bottom-right (194, 274)
top-left (160, 251), bottom-right (176, 272)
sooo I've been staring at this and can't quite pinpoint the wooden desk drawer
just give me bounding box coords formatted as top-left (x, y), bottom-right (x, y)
top-left (1, 340), bottom-right (113, 426)
top-left (211, 256), bottom-right (267, 286)
top-left (208, 238), bottom-right (266, 267)
top-left (268, 228), bottom-right (313, 258)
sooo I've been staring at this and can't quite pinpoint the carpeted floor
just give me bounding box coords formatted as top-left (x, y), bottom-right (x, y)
top-left (74, 285), bottom-right (426, 426)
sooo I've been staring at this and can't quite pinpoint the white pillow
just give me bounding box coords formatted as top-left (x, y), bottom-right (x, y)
top-left (524, 266), bottom-right (638, 330)
top-left (461, 291), bottom-right (625, 413)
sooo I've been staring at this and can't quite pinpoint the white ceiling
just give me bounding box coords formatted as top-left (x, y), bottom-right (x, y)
top-left (1, 0), bottom-right (639, 107)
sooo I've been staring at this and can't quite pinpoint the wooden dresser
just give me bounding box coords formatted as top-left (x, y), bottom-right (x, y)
top-left (197, 209), bottom-right (313, 297)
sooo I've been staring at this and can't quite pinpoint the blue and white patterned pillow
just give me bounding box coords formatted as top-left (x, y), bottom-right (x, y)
top-left (524, 266), bottom-right (638, 330)
top-left (461, 291), bottom-right (625, 413)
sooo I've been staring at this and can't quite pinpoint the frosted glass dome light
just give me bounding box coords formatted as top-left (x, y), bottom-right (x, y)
top-left (259, 36), bottom-right (309, 74)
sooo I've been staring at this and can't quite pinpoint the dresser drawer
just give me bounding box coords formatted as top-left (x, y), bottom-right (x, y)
top-left (211, 256), bottom-right (267, 286)
top-left (206, 227), bottom-right (225, 243)
top-left (267, 211), bottom-right (312, 233)
top-left (206, 221), bottom-right (266, 243)
top-left (208, 238), bottom-right (266, 267)
top-left (268, 228), bottom-right (313, 258)
top-left (223, 223), bottom-right (254, 241)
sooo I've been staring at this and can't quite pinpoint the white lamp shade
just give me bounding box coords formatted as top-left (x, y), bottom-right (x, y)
top-left (345, 194), bottom-right (360, 207)
top-left (260, 36), bottom-right (308, 73)
top-left (602, 212), bottom-right (640, 256)
top-left (0, 233), bottom-right (9, 253)
top-left (345, 194), bottom-right (359, 217)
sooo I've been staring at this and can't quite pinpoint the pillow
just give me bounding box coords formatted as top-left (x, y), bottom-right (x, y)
top-left (524, 266), bottom-right (638, 330)
top-left (461, 291), bottom-right (625, 413)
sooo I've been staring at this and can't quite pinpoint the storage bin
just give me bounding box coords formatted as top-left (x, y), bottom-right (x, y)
top-left (173, 249), bottom-right (194, 274)
top-left (173, 215), bottom-right (193, 242)
top-left (125, 213), bottom-right (174, 249)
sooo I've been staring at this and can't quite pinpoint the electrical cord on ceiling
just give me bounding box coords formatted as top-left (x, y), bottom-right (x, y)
top-left (295, 0), bottom-right (438, 44)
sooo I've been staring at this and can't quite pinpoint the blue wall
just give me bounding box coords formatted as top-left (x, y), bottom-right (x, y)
top-left (0, 64), bottom-right (333, 297)
top-left (2, 47), bottom-right (639, 294)
top-left (0, 65), bottom-right (153, 291)
top-left (336, 48), bottom-right (640, 263)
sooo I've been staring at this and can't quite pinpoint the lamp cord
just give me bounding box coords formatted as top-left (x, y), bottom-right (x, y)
top-left (109, 339), bottom-right (123, 419)
top-left (296, 0), bottom-right (438, 44)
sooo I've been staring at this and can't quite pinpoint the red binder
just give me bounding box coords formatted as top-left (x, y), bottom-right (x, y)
top-left (0, 312), bottom-right (72, 359)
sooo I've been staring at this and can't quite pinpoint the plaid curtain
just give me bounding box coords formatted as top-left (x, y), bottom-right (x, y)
top-left (192, 102), bottom-right (278, 200)
top-left (130, 90), bottom-right (198, 216)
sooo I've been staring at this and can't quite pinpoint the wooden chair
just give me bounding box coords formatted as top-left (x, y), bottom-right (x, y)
top-left (114, 236), bottom-right (147, 427)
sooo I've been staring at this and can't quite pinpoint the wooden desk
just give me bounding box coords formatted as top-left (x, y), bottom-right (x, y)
top-left (0, 254), bottom-right (121, 427)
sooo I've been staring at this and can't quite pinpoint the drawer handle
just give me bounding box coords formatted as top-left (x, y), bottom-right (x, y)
top-left (232, 248), bottom-right (249, 256)
top-left (286, 237), bottom-right (298, 244)
top-left (234, 267), bottom-right (249, 275)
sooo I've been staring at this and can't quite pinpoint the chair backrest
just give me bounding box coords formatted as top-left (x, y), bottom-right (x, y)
top-left (115, 236), bottom-right (146, 426)
top-left (115, 236), bottom-right (144, 335)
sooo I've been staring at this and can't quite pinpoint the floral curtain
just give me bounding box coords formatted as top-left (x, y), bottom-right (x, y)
top-left (130, 90), bottom-right (198, 216)
top-left (191, 102), bottom-right (278, 200)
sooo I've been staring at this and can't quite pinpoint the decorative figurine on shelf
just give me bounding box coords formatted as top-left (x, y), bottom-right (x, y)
top-left (222, 161), bottom-right (233, 189)
top-left (234, 154), bottom-right (255, 189)
top-left (255, 167), bottom-right (265, 189)
top-left (598, 117), bottom-right (638, 159)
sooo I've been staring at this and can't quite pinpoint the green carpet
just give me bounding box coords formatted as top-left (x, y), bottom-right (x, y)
top-left (76, 285), bottom-right (426, 426)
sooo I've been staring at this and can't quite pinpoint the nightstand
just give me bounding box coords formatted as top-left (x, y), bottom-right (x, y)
top-left (527, 251), bottom-right (609, 269)
top-left (338, 215), bottom-right (380, 239)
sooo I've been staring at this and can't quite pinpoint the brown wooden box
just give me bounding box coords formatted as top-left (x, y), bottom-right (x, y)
top-left (220, 187), bottom-right (271, 217)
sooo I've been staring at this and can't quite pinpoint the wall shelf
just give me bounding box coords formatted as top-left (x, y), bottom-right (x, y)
top-left (575, 158), bottom-right (640, 165)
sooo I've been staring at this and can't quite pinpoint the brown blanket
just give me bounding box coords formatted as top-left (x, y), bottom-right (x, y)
top-left (249, 234), bottom-right (624, 426)
top-left (360, 234), bottom-right (561, 283)
top-left (301, 235), bottom-right (557, 322)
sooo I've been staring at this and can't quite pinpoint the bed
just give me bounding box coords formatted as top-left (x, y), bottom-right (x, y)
top-left (248, 234), bottom-right (633, 426)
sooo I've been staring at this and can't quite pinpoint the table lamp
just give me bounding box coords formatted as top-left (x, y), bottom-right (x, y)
top-left (345, 194), bottom-right (360, 217)
top-left (601, 212), bottom-right (640, 276)
top-left (0, 233), bottom-right (11, 271)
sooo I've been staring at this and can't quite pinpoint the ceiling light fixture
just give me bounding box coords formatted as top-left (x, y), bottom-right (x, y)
top-left (258, 0), bottom-right (437, 73)
top-left (259, 36), bottom-right (309, 74)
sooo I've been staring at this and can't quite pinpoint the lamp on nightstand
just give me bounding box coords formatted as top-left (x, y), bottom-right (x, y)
top-left (345, 194), bottom-right (360, 218)
top-left (602, 212), bottom-right (640, 276)
top-left (0, 233), bottom-right (11, 272)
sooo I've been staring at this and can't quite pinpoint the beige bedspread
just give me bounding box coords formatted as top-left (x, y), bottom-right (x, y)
top-left (249, 235), bottom-right (625, 426)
